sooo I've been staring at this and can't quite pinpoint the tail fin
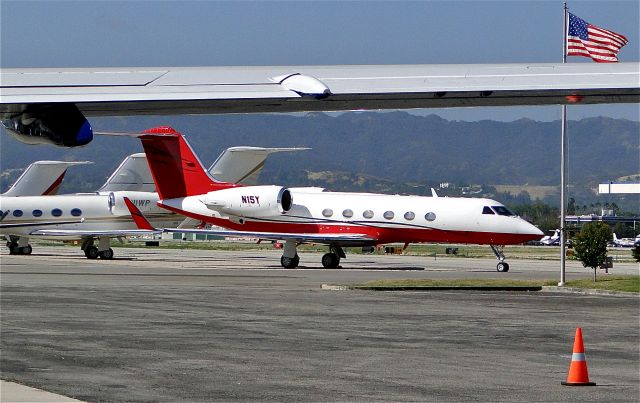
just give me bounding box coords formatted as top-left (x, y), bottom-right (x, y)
top-left (139, 127), bottom-right (238, 199)
top-left (2, 161), bottom-right (90, 196)
top-left (98, 153), bottom-right (155, 193)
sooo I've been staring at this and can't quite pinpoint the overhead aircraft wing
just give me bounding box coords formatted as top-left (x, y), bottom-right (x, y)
top-left (2, 62), bottom-right (638, 147)
top-left (2, 63), bottom-right (638, 117)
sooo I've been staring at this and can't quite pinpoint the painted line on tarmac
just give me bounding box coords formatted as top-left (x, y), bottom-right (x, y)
top-left (0, 380), bottom-right (85, 402)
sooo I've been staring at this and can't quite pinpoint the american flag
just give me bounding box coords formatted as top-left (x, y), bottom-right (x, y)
top-left (567, 13), bottom-right (628, 62)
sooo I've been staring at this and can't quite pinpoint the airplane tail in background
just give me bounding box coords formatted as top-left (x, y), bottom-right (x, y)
top-left (139, 127), bottom-right (238, 200)
top-left (98, 153), bottom-right (155, 193)
top-left (2, 161), bottom-right (90, 196)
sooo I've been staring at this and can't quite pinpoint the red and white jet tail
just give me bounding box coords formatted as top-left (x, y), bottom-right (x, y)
top-left (139, 127), bottom-right (239, 200)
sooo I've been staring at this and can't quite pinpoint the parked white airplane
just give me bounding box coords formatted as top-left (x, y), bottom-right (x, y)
top-left (132, 126), bottom-right (543, 272)
top-left (1, 63), bottom-right (638, 147)
top-left (612, 233), bottom-right (639, 247)
top-left (2, 160), bottom-right (90, 196)
top-left (540, 229), bottom-right (561, 246)
top-left (1, 147), bottom-right (306, 257)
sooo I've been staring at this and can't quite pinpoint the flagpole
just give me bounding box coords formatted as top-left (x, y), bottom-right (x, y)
top-left (559, 2), bottom-right (568, 287)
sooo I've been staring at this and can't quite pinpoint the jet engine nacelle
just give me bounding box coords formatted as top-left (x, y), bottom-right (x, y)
top-left (2, 103), bottom-right (93, 147)
top-left (202, 185), bottom-right (293, 217)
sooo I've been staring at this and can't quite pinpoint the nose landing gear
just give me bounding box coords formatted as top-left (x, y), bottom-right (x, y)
top-left (490, 245), bottom-right (510, 272)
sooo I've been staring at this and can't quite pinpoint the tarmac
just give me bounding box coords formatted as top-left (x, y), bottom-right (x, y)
top-left (1, 245), bottom-right (638, 402)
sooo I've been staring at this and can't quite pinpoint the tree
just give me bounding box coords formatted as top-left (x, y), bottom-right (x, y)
top-left (567, 198), bottom-right (576, 215)
top-left (573, 222), bottom-right (612, 282)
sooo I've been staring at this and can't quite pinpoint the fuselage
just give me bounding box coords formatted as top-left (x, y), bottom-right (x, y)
top-left (158, 188), bottom-right (543, 246)
top-left (0, 191), bottom-right (181, 239)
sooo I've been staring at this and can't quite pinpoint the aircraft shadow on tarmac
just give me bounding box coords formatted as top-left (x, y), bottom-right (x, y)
top-left (271, 265), bottom-right (425, 271)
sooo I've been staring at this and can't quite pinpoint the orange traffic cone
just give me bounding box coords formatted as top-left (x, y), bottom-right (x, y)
top-left (561, 327), bottom-right (596, 386)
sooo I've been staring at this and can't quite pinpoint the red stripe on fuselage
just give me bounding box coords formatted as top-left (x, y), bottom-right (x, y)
top-left (159, 204), bottom-right (540, 245)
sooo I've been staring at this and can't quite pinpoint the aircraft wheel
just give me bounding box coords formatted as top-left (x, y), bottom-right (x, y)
top-left (497, 262), bottom-right (510, 272)
top-left (321, 253), bottom-right (340, 268)
top-left (281, 254), bottom-right (299, 269)
top-left (8, 242), bottom-right (20, 255)
top-left (99, 248), bottom-right (114, 260)
top-left (19, 245), bottom-right (33, 255)
top-left (85, 246), bottom-right (99, 259)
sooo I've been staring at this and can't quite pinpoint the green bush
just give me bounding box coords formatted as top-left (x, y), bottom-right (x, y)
top-left (574, 222), bottom-right (612, 281)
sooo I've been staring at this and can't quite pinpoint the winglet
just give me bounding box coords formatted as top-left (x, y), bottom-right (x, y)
top-left (431, 188), bottom-right (439, 198)
top-left (123, 197), bottom-right (156, 231)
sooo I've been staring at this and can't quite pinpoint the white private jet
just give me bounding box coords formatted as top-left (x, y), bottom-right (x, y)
top-left (1, 63), bottom-right (638, 147)
top-left (130, 126), bottom-right (543, 272)
top-left (1, 147), bottom-right (306, 258)
top-left (612, 233), bottom-right (639, 247)
top-left (539, 229), bottom-right (561, 246)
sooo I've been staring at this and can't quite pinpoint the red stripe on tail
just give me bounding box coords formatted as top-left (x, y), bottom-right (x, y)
top-left (139, 127), bottom-right (238, 199)
top-left (42, 170), bottom-right (67, 195)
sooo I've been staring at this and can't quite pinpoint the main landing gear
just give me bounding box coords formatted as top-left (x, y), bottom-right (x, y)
top-left (321, 246), bottom-right (345, 269)
top-left (279, 241), bottom-right (346, 269)
top-left (490, 245), bottom-right (510, 272)
top-left (7, 241), bottom-right (32, 255)
top-left (81, 237), bottom-right (114, 260)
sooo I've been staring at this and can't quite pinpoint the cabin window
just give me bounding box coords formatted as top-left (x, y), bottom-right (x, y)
top-left (32, 209), bottom-right (43, 217)
top-left (404, 211), bottom-right (415, 220)
top-left (322, 208), bottom-right (333, 218)
top-left (71, 208), bottom-right (82, 217)
top-left (12, 210), bottom-right (23, 217)
top-left (342, 209), bottom-right (354, 218)
top-left (482, 206), bottom-right (495, 215)
top-left (383, 211), bottom-right (395, 220)
top-left (425, 212), bottom-right (436, 221)
top-left (51, 208), bottom-right (63, 217)
top-left (362, 210), bottom-right (374, 219)
top-left (491, 206), bottom-right (515, 216)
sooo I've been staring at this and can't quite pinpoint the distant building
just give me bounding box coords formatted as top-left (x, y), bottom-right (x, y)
top-left (599, 183), bottom-right (640, 194)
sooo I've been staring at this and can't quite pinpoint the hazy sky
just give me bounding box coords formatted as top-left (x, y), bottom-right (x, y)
top-left (1, 0), bottom-right (638, 121)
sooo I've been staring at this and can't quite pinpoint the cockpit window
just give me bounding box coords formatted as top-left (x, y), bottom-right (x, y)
top-left (482, 206), bottom-right (495, 215)
top-left (491, 206), bottom-right (515, 216)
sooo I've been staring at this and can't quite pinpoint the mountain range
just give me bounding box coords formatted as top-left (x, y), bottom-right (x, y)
top-left (1, 112), bottom-right (638, 210)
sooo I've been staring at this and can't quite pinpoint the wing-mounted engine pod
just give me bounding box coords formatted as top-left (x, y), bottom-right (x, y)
top-left (1, 103), bottom-right (93, 147)
top-left (203, 185), bottom-right (293, 218)
top-left (272, 73), bottom-right (331, 99)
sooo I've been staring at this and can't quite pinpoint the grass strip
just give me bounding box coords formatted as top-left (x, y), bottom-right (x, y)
top-left (347, 276), bottom-right (639, 293)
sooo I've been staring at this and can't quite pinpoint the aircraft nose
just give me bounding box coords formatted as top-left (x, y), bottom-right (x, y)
top-left (519, 218), bottom-right (543, 236)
